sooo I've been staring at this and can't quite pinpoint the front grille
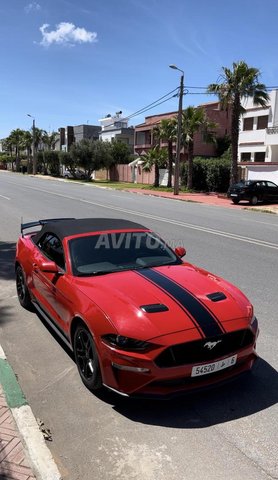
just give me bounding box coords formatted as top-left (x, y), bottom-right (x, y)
top-left (155, 329), bottom-right (254, 368)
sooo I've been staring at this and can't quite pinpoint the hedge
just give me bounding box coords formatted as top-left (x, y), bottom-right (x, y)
top-left (181, 157), bottom-right (231, 192)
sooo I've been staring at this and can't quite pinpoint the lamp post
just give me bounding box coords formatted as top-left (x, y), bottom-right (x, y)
top-left (169, 64), bottom-right (184, 195)
top-left (27, 114), bottom-right (37, 175)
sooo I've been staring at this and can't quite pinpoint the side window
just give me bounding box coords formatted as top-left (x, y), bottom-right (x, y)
top-left (266, 181), bottom-right (277, 188)
top-left (38, 233), bottom-right (65, 270)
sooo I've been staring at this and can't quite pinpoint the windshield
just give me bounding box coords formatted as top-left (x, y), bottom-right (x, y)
top-left (69, 231), bottom-right (181, 276)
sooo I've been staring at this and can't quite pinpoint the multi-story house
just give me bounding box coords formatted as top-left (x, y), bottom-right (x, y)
top-left (56, 124), bottom-right (101, 151)
top-left (238, 89), bottom-right (278, 183)
top-left (98, 112), bottom-right (134, 151)
top-left (134, 101), bottom-right (231, 159)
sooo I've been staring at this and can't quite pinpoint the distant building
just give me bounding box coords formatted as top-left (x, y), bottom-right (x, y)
top-left (134, 101), bottom-right (231, 159)
top-left (238, 89), bottom-right (278, 183)
top-left (98, 112), bottom-right (134, 151)
top-left (56, 124), bottom-right (101, 151)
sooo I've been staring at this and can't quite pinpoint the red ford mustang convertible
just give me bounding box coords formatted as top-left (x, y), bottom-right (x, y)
top-left (16, 218), bottom-right (259, 397)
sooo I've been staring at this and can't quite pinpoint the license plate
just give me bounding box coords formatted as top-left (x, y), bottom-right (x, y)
top-left (191, 355), bottom-right (237, 377)
top-left (230, 194), bottom-right (238, 197)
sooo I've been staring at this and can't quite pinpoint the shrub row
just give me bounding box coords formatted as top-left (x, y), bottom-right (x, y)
top-left (181, 157), bottom-right (231, 192)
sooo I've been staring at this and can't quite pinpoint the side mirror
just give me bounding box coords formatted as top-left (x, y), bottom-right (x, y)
top-left (175, 246), bottom-right (186, 258)
top-left (39, 260), bottom-right (60, 273)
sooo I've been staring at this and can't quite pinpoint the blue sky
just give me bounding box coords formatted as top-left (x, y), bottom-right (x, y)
top-left (1, 0), bottom-right (278, 137)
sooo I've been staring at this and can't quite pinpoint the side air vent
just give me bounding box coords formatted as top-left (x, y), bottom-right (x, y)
top-left (206, 292), bottom-right (227, 302)
top-left (140, 304), bottom-right (169, 313)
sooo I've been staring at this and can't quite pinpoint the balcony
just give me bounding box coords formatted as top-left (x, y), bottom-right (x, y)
top-left (266, 127), bottom-right (278, 146)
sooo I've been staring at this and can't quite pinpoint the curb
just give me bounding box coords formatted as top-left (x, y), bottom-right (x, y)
top-left (0, 346), bottom-right (62, 480)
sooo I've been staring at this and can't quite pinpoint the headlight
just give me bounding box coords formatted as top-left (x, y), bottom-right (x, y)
top-left (250, 315), bottom-right (258, 330)
top-left (102, 334), bottom-right (152, 352)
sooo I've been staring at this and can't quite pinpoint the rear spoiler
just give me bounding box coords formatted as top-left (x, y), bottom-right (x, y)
top-left (21, 218), bottom-right (75, 236)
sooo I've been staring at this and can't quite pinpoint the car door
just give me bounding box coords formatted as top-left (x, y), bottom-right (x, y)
top-left (32, 233), bottom-right (72, 333)
top-left (265, 181), bottom-right (278, 203)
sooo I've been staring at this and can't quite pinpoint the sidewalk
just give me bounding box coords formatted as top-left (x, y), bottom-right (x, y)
top-left (127, 188), bottom-right (278, 213)
top-left (0, 386), bottom-right (36, 480)
top-left (0, 347), bottom-right (61, 480)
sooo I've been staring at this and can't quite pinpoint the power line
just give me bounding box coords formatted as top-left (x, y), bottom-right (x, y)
top-left (102, 87), bottom-right (179, 129)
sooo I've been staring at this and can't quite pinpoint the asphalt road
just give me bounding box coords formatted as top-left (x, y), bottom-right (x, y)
top-left (0, 171), bottom-right (277, 480)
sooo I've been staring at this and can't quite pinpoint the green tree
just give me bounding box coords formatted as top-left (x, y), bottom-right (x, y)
top-left (181, 106), bottom-right (217, 189)
top-left (110, 140), bottom-right (131, 165)
top-left (69, 139), bottom-right (113, 178)
top-left (42, 131), bottom-right (58, 151)
top-left (142, 145), bottom-right (167, 187)
top-left (22, 131), bottom-right (33, 173)
top-left (154, 118), bottom-right (177, 188)
top-left (8, 129), bottom-right (25, 172)
top-left (2, 137), bottom-right (15, 170)
top-left (208, 61), bottom-right (269, 185)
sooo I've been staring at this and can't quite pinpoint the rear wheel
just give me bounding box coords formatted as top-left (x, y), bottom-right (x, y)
top-left (232, 198), bottom-right (240, 205)
top-left (73, 325), bottom-right (102, 391)
top-left (250, 195), bottom-right (258, 205)
top-left (16, 265), bottom-right (32, 309)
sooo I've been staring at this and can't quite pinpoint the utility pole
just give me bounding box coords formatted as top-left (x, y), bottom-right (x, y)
top-left (169, 65), bottom-right (184, 195)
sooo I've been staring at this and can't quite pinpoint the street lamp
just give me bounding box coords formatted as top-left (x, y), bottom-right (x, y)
top-left (27, 114), bottom-right (37, 175)
top-left (169, 64), bottom-right (184, 195)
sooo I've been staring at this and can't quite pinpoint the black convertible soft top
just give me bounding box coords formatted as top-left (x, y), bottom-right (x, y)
top-left (32, 218), bottom-right (148, 243)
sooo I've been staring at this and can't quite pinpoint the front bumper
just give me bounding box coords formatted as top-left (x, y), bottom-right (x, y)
top-left (99, 326), bottom-right (259, 397)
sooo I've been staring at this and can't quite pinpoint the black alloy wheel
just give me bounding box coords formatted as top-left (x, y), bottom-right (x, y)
top-left (16, 265), bottom-right (32, 309)
top-left (250, 195), bottom-right (259, 205)
top-left (73, 325), bottom-right (102, 391)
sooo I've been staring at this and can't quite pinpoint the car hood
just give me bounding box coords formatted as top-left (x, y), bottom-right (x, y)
top-left (74, 263), bottom-right (252, 341)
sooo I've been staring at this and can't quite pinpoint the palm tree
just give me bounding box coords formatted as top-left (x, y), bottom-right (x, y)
top-left (142, 145), bottom-right (167, 187)
top-left (42, 131), bottom-right (58, 151)
top-left (2, 137), bottom-right (14, 170)
top-left (22, 131), bottom-right (33, 173)
top-left (154, 118), bottom-right (177, 188)
top-left (208, 61), bottom-right (269, 185)
top-left (181, 106), bottom-right (217, 189)
top-left (9, 129), bottom-right (25, 172)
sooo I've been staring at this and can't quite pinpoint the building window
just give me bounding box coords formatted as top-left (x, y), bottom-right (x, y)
top-left (254, 152), bottom-right (265, 162)
top-left (243, 117), bottom-right (254, 131)
top-left (241, 152), bottom-right (251, 162)
top-left (257, 115), bottom-right (268, 130)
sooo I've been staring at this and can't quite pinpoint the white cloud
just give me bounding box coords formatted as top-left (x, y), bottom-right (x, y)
top-left (25, 2), bottom-right (41, 13)
top-left (39, 22), bottom-right (97, 47)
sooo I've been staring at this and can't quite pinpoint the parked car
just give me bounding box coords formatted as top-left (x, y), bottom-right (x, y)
top-left (228, 179), bottom-right (278, 205)
top-left (16, 218), bottom-right (259, 398)
top-left (63, 169), bottom-right (85, 180)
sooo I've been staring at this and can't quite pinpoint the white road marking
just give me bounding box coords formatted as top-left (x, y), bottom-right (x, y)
top-left (0, 194), bottom-right (10, 200)
top-left (2, 181), bottom-right (278, 250)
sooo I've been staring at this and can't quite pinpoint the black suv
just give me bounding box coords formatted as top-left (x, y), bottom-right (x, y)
top-left (228, 180), bottom-right (278, 205)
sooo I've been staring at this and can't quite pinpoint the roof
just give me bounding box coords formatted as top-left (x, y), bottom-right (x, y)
top-left (33, 218), bottom-right (148, 243)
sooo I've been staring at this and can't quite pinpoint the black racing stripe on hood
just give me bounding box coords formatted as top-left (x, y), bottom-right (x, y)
top-left (137, 269), bottom-right (224, 338)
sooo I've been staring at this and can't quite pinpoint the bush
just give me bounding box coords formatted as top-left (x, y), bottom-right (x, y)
top-left (181, 157), bottom-right (230, 192)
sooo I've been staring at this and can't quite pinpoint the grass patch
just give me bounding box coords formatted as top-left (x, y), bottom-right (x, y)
top-left (91, 180), bottom-right (192, 193)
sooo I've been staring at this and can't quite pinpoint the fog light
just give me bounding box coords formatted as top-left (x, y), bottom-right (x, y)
top-left (112, 362), bottom-right (150, 373)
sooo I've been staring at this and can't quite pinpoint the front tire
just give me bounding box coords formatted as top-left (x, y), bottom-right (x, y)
top-left (232, 198), bottom-right (240, 205)
top-left (73, 325), bottom-right (102, 391)
top-left (16, 265), bottom-right (32, 310)
top-left (250, 195), bottom-right (258, 206)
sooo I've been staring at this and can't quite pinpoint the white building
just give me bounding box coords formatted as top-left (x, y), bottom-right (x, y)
top-left (238, 89), bottom-right (278, 183)
top-left (98, 112), bottom-right (134, 151)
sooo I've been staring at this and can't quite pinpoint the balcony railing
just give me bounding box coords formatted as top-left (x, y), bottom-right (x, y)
top-left (267, 127), bottom-right (278, 134)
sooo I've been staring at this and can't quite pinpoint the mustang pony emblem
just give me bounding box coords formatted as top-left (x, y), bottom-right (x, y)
top-left (204, 340), bottom-right (222, 350)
